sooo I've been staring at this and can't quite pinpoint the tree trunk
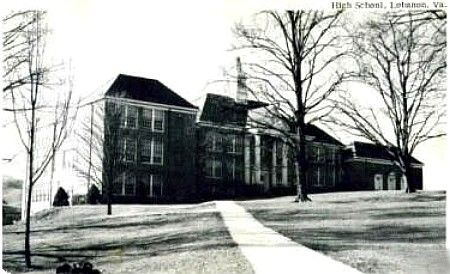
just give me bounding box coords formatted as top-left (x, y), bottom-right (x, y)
top-left (295, 167), bottom-right (311, 202)
top-left (107, 177), bottom-right (112, 215)
top-left (25, 136), bottom-right (34, 267)
top-left (24, 178), bottom-right (32, 267)
top-left (405, 165), bottom-right (416, 193)
top-left (295, 132), bottom-right (311, 202)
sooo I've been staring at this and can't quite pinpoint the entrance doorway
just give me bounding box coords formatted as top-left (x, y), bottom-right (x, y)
top-left (388, 172), bottom-right (396, 190)
top-left (374, 174), bottom-right (383, 190)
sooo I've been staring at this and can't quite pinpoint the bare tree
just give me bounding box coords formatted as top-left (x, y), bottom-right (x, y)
top-left (232, 10), bottom-right (348, 202)
top-left (3, 11), bottom-right (77, 267)
top-left (3, 11), bottom-right (40, 94)
top-left (331, 11), bottom-right (446, 193)
top-left (75, 99), bottom-right (125, 215)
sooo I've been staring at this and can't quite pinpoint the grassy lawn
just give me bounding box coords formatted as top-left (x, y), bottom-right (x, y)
top-left (3, 203), bottom-right (253, 274)
top-left (239, 191), bottom-right (448, 274)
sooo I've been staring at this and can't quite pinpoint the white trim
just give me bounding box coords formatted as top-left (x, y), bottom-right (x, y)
top-left (344, 157), bottom-right (423, 168)
top-left (105, 96), bottom-right (198, 114)
top-left (198, 121), bottom-right (245, 131)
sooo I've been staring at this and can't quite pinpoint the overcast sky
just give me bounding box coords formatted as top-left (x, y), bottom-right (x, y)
top-left (1, 0), bottom-right (448, 190)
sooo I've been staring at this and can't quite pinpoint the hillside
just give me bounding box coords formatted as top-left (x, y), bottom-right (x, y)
top-left (3, 176), bottom-right (22, 208)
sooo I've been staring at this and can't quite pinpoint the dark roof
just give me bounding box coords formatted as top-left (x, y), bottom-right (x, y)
top-left (105, 74), bottom-right (197, 109)
top-left (199, 93), bottom-right (266, 126)
top-left (352, 141), bottom-right (422, 164)
top-left (305, 124), bottom-right (343, 146)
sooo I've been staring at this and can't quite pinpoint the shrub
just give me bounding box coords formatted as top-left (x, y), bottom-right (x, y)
top-left (53, 187), bottom-right (69, 207)
top-left (56, 260), bottom-right (101, 274)
top-left (87, 185), bottom-right (101, 204)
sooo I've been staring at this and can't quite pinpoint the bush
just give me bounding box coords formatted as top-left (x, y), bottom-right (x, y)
top-left (87, 185), bottom-right (101, 204)
top-left (53, 187), bottom-right (69, 207)
top-left (56, 260), bottom-right (101, 274)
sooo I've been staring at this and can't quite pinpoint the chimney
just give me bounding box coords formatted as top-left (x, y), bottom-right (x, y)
top-left (236, 57), bottom-right (247, 104)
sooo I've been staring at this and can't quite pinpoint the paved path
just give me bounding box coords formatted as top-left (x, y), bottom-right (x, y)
top-left (216, 201), bottom-right (362, 274)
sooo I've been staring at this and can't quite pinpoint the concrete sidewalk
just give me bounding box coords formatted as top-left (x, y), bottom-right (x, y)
top-left (216, 201), bottom-right (362, 274)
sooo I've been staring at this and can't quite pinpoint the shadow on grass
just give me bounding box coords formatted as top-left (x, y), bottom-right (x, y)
top-left (279, 222), bottom-right (445, 254)
top-left (3, 212), bottom-right (236, 273)
top-left (4, 211), bottom-right (205, 235)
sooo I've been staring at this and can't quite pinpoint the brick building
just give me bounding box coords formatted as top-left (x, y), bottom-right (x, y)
top-left (342, 141), bottom-right (423, 191)
top-left (103, 74), bottom-right (198, 203)
top-left (96, 73), bottom-right (423, 203)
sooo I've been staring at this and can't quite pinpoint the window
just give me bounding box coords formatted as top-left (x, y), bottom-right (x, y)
top-left (206, 132), bottom-right (223, 152)
top-left (117, 139), bottom-right (125, 159)
top-left (125, 139), bottom-right (136, 162)
top-left (235, 135), bottom-right (243, 154)
top-left (113, 175), bottom-right (123, 194)
top-left (152, 137), bottom-right (163, 165)
top-left (150, 174), bottom-right (163, 197)
top-left (205, 157), bottom-right (222, 178)
top-left (118, 104), bottom-right (126, 127)
top-left (213, 133), bottom-right (222, 152)
top-left (228, 135), bottom-right (243, 154)
top-left (141, 139), bottom-right (152, 163)
top-left (117, 104), bottom-right (138, 128)
top-left (124, 173), bottom-right (136, 195)
top-left (127, 106), bottom-right (138, 128)
top-left (153, 109), bottom-right (164, 131)
top-left (113, 173), bottom-right (136, 195)
top-left (317, 146), bottom-right (323, 162)
top-left (329, 148), bottom-right (336, 162)
top-left (225, 158), bottom-right (236, 180)
top-left (225, 135), bottom-right (233, 153)
top-left (142, 109), bottom-right (152, 128)
top-left (311, 167), bottom-right (325, 187)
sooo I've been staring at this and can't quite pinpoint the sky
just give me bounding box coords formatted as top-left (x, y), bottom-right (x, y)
top-left (1, 0), bottom-right (449, 190)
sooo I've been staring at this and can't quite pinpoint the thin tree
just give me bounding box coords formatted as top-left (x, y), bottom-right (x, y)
top-left (232, 10), bottom-right (348, 202)
top-left (3, 11), bottom-right (77, 267)
top-left (331, 11), bottom-right (446, 192)
top-left (3, 11), bottom-right (39, 94)
top-left (74, 99), bottom-right (125, 215)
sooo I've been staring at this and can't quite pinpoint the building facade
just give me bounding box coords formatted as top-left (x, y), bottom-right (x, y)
top-left (99, 73), bottom-right (423, 203)
top-left (103, 74), bottom-right (198, 203)
top-left (342, 141), bottom-right (423, 191)
top-left (21, 73), bottom-right (425, 216)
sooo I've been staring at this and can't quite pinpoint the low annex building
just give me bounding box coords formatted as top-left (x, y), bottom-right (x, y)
top-left (343, 141), bottom-right (423, 191)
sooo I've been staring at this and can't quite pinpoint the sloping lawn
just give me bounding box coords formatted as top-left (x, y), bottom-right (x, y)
top-left (239, 191), bottom-right (448, 274)
top-left (3, 203), bottom-right (253, 274)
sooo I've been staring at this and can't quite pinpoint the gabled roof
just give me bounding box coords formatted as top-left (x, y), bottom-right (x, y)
top-left (305, 124), bottom-right (343, 146)
top-left (105, 74), bottom-right (197, 109)
top-left (352, 141), bottom-right (423, 164)
top-left (199, 93), bottom-right (267, 126)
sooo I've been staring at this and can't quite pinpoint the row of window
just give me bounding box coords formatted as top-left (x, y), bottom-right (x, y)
top-left (205, 132), bottom-right (244, 153)
top-left (204, 157), bottom-right (244, 179)
top-left (119, 137), bottom-right (163, 165)
top-left (308, 146), bottom-right (337, 162)
top-left (109, 103), bottom-right (165, 131)
top-left (113, 173), bottom-right (163, 197)
top-left (309, 165), bottom-right (336, 187)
